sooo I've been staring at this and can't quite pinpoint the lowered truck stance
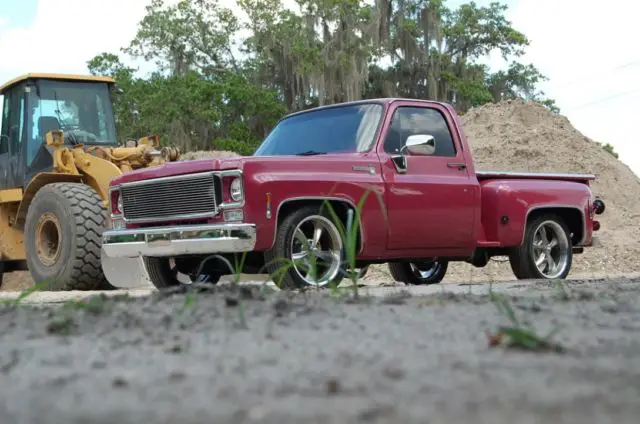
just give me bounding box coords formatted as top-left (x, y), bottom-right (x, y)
top-left (101, 98), bottom-right (606, 289)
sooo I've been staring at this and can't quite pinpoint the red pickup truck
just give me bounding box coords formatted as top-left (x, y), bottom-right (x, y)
top-left (101, 98), bottom-right (605, 289)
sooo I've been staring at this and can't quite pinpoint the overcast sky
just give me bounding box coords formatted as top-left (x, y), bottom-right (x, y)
top-left (1, 0), bottom-right (638, 177)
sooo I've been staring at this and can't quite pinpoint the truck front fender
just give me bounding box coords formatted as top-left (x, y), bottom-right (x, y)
top-left (265, 196), bottom-right (367, 254)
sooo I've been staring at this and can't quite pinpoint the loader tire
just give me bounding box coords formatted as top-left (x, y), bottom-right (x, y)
top-left (24, 183), bottom-right (115, 291)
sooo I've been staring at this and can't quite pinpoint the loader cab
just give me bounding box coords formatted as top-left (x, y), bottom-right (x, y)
top-left (0, 73), bottom-right (118, 190)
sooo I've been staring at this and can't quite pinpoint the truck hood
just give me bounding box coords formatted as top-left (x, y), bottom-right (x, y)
top-left (111, 154), bottom-right (351, 185)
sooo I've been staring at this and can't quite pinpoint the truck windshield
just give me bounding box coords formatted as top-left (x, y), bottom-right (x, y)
top-left (253, 103), bottom-right (383, 156)
top-left (28, 80), bottom-right (117, 147)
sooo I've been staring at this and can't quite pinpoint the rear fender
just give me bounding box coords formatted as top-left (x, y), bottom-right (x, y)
top-left (479, 179), bottom-right (590, 247)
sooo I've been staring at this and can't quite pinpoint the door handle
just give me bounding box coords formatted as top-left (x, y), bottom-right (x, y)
top-left (447, 162), bottom-right (467, 170)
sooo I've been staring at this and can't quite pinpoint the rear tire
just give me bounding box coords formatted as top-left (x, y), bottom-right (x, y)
top-left (388, 260), bottom-right (448, 285)
top-left (509, 213), bottom-right (573, 280)
top-left (143, 257), bottom-right (222, 289)
top-left (24, 183), bottom-right (115, 291)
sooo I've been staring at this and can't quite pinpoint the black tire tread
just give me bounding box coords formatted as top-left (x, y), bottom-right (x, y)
top-left (143, 257), bottom-right (177, 289)
top-left (25, 182), bottom-right (113, 291)
top-left (143, 256), bottom-right (222, 289)
top-left (388, 262), bottom-right (407, 283)
top-left (388, 261), bottom-right (448, 285)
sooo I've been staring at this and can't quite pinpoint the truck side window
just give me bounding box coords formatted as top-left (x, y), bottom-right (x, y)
top-left (383, 106), bottom-right (456, 157)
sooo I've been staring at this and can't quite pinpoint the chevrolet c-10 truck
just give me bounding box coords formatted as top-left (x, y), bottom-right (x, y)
top-left (101, 98), bottom-right (606, 289)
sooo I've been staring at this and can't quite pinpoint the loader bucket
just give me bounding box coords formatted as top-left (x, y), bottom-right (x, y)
top-left (101, 247), bottom-right (152, 289)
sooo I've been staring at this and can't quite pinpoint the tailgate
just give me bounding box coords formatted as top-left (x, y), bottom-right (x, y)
top-left (476, 171), bottom-right (596, 184)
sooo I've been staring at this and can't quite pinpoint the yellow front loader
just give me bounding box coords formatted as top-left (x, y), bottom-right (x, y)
top-left (0, 73), bottom-right (180, 290)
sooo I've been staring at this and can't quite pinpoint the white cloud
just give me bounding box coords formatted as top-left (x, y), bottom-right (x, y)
top-left (0, 0), bottom-right (151, 84)
top-left (0, 16), bottom-right (8, 27)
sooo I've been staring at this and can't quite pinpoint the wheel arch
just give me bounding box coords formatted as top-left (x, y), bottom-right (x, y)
top-left (271, 197), bottom-right (365, 253)
top-left (15, 172), bottom-right (83, 229)
top-left (524, 205), bottom-right (584, 246)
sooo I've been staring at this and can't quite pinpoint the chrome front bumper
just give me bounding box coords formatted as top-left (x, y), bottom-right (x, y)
top-left (102, 223), bottom-right (257, 258)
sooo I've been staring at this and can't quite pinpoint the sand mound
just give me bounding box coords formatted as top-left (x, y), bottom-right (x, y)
top-left (179, 150), bottom-right (240, 161)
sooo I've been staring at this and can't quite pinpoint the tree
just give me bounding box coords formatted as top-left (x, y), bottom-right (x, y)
top-left (86, 0), bottom-right (559, 152)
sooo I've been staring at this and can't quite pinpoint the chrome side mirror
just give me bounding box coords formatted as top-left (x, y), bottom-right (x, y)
top-left (401, 134), bottom-right (436, 156)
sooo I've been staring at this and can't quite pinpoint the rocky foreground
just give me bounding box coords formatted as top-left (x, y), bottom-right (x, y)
top-left (0, 278), bottom-right (639, 424)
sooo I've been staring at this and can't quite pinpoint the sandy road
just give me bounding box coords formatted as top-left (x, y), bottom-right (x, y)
top-left (0, 276), bottom-right (639, 424)
top-left (0, 278), bottom-right (580, 305)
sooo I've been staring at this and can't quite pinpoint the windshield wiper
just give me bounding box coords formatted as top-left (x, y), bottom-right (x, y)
top-left (296, 150), bottom-right (327, 156)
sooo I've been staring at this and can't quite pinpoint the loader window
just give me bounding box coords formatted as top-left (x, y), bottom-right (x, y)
top-left (27, 80), bottom-right (117, 149)
top-left (0, 94), bottom-right (8, 154)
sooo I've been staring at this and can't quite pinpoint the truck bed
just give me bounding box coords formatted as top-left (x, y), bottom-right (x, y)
top-left (476, 170), bottom-right (596, 183)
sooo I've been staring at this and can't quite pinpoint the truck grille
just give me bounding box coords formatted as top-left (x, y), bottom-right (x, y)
top-left (120, 172), bottom-right (219, 222)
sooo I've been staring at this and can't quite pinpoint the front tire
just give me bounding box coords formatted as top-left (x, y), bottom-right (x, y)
top-left (509, 214), bottom-right (573, 280)
top-left (143, 257), bottom-right (222, 289)
top-left (388, 260), bottom-right (448, 285)
top-left (24, 183), bottom-right (114, 291)
top-left (264, 205), bottom-right (346, 290)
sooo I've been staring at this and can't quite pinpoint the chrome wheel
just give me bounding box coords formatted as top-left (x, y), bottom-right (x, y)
top-left (530, 220), bottom-right (570, 279)
top-left (409, 261), bottom-right (442, 280)
top-left (290, 215), bottom-right (343, 287)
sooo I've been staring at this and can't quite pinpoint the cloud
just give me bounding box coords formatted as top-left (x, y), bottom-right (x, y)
top-left (0, 0), bottom-right (151, 84)
top-left (0, 16), bottom-right (8, 27)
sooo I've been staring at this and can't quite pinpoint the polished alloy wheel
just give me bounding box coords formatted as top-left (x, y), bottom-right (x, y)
top-left (530, 220), bottom-right (570, 279)
top-left (290, 215), bottom-right (343, 286)
top-left (409, 261), bottom-right (442, 280)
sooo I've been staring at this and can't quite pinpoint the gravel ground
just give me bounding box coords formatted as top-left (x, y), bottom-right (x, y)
top-left (1, 278), bottom-right (639, 424)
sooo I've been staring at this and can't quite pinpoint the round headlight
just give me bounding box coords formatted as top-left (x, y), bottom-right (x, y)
top-left (230, 177), bottom-right (243, 202)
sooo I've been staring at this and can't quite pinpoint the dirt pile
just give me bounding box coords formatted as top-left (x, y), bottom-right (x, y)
top-left (179, 150), bottom-right (240, 161)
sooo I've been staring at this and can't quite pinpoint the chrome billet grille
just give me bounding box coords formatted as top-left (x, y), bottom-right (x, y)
top-left (121, 173), bottom-right (218, 222)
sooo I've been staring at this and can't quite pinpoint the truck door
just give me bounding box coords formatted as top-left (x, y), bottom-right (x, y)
top-left (378, 102), bottom-right (478, 251)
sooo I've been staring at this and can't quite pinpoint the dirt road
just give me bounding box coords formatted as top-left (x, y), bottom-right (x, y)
top-left (0, 277), bottom-right (639, 424)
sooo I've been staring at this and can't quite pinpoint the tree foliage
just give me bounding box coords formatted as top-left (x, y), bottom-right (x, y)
top-left (87, 0), bottom-right (558, 153)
